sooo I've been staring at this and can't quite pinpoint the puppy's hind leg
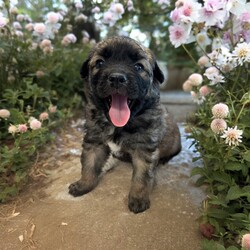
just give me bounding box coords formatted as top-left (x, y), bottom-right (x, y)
top-left (69, 142), bottom-right (109, 197)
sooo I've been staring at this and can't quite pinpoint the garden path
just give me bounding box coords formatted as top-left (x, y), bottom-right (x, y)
top-left (0, 92), bottom-right (205, 250)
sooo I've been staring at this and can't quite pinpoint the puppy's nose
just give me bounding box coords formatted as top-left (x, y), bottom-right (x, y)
top-left (108, 73), bottom-right (127, 87)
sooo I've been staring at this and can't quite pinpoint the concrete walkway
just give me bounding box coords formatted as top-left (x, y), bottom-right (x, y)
top-left (161, 91), bottom-right (196, 122)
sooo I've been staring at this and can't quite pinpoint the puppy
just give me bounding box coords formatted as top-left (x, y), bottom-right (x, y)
top-left (69, 36), bottom-right (181, 213)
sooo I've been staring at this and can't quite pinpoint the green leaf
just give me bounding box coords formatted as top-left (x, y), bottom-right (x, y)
top-left (54, 63), bottom-right (63, 76)
top-left (209, 196), bottom-right (228, 208)
top-left (208, 208), bottom-right (229, 219)
top-left (225, 162), bottom-right (242, 171)
top-left (191, 166), bottom-right (204, 177)
top-left (242, 164), bottom-right (249, 176)
top-left (209, 217), bottom-right (221, 232)
top-left (8, 108), bottom-right (26, 124)
top-left (240, 91), bottom-right (250, 105)
top-left (242, 186), bottom-right (250, 192)
top-left (216, 245), bottom-right (226, 250)
top-left (217, 185), bottom-right (227, 192)
top-left (202, 240), bottom-right (226, 250)
top-left (243, 150), bottom-right (250, 162)
top-left (227, 246), bottom-right (239, 250)
top-left (230, 213), bottom-right (248, 220)
top-left (226, 186), bottom-right (242, 201)
top-left (212, 172), bottom-right (232, 185)
top-left (195, 176), bottom-right (207, 186)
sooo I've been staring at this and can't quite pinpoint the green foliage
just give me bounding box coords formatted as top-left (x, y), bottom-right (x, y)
top-left (0, 81), bottom-right (64, 202)
top-left (0, 1), bottom-right (91, 202)
top-left (189, 62), bottom-right (250, 248)
top-left (202, 239), bottom-right (240, 250)
top-left (0, 127), bottom-right (51, 202)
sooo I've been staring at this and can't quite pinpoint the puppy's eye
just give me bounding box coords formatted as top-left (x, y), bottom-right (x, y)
top-left (134, 63), bottom-right (144, 72)
top-left (95, 59), bottom-right (105, 68)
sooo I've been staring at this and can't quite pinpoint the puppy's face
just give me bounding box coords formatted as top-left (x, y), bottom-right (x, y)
top-left (81, 37), bottom-right (164, 127)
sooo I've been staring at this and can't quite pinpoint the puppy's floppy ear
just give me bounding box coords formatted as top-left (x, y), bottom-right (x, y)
top-left (80, 58), bottom-right (90, 79)
top-left (153, 61), bottom-right (165, 84)
top-left (144, 47), bottom-right (164, 84)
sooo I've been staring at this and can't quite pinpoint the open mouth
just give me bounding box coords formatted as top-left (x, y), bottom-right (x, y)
top-left (105, 94), bottom-right (135, 127)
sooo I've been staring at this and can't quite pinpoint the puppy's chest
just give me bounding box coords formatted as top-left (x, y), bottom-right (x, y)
top-left (107, 140), bottom-right (132, 162)
top-left (107, 141), bottom-right (121, 153)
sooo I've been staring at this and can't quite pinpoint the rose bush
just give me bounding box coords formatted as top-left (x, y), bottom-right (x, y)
top-left (168, 0), bottom-right (250, 248)
top-left (0, 0), bottom-right (94, 202)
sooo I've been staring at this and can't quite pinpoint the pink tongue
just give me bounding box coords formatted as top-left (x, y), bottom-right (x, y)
top-left (109, 94), bottom-right (130, 127)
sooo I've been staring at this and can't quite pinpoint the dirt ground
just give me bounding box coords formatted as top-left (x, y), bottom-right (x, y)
top-left (0, 114), bottom-right (205, 250)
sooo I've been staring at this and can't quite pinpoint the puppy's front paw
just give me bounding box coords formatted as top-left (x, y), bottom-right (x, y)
top-left (68, 180), bottom-right (93, 197)
top-left (128, 195), bottom-right (150, 214)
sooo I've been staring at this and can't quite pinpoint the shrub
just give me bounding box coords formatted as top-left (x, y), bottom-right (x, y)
top-left (168, 0), bottom-right (250, 248)
top-left (0, 0), bottom-right (91, 202)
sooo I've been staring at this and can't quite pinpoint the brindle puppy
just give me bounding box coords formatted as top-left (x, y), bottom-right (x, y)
top-left (69, 36), bottom-right (181, 213)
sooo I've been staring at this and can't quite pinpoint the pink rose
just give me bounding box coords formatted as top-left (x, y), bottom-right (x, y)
top-left (199, 86), bottom-right (212, 96)
top-left (0, 16), bottom-right (8, 28)
top-left (212, 103), bottom-right (229, 119)
top-left (188, 73), bottom-right (203, 86)
top-left (34, 23), bottom-right (46, 34)
top-left (18, 124), bottom-right (28, 133)
top-left (8, 124), bottom-right (18, 134)
top-left (182, 80), bottom-right (193, 92)
top-left (25, 23), bottom-right (33, 31)
top-left (47, 12), bottom-right (60, 24)
top-left (36, 70), bottom-right (45, 78)
top-left (0, 109), bottom-right (10, 119)
top-left (40, 39), bottom-right (51, 48)
top-left (30, 119), bottom-right (42, 130)
top-left (39, 112), bottom-right (49, 121)
top-left (242, 233), bottom-right (250, 250)
top-left (210, 119), bottom-right (227, 134)
top-left (49, 105), bottom-right (57, 113)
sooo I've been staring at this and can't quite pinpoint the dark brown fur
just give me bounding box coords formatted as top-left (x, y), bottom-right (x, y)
top-left (69, 36), bottom-right (181, 213)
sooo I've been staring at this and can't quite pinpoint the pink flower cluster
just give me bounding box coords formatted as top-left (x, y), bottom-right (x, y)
top-left (8, 118), bottom-right (42, 134)
top-left (32, 11), bottom-right (62, 40)
top-left (6, 107), bottom-right (56, 135)
top-left (183, 44), bottom-right (250, 105)
top-left (74, 0), bottom-right (83, 9)
top-left (177, 1), bottom-right (248, 148)
top-left (182, 72), bottom-right (212, 104)
top-left (1, 2), bottom-right (65, 44)
top-left (169, 0), bottom-right (250, 48)
top-left (209, 103), bottom-right (243, 147)
top-left (100, 0), bottom-right (134, 27)
top-left (210, 103), bottom-right (229, 134)
top-left (103, 2), bottom-right (126, 27)
top-left (62, 33), bottom-right (77, 46)
top-left (40, 38), bottom-right (53, 54)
